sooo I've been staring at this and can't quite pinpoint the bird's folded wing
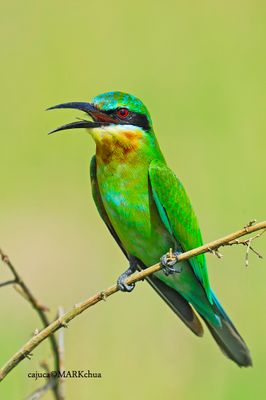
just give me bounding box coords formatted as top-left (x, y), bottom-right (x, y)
top-left (148, 159), bottom-right (212, 302)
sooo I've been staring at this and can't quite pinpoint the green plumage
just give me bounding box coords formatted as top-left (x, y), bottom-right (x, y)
top-left (149, 160), bottom-right (211, 301)
top-left (50, 91), bottom-right (252, 367)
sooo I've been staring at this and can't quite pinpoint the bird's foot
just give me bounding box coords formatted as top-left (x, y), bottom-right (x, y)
top-left (160, 251), bottom-right (182, 276)
top-left (117, 258), bottom-right (138, 292)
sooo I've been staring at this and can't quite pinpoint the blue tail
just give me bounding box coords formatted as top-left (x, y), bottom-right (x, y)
top-left (203, 290), bottom-right (252, 367)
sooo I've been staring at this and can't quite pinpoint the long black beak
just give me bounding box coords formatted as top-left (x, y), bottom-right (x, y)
top-left (47, 102), bottom-right (116, 134)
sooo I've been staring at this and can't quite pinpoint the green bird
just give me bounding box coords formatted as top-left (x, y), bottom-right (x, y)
top-left (48, 91), bottom-right (252, 367)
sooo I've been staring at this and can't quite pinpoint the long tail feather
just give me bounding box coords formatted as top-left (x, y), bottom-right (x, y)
top-left (202, 290), bottom-right (252, 367)
top-left (138, 259), bottom-right (251, 366)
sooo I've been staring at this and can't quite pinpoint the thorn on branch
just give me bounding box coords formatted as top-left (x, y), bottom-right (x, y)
top-left (58, 318), bottom-right (68, 328)
top-left (0, 251), bottom-right (9, 264)
top-left (22, 352), bottom-right (33, 360)
top-left (99, 291), bottom-right (107, 301)
top-left (208, 247), bottom-right (223, 259)
top-left (244, 219), bottom-right (257, 231)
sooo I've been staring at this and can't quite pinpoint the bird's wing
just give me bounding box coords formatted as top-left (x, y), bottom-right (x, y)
top-left (149, 159), bottom-right (211, 302)
top-left (90, 155), bottom-right (129, 259)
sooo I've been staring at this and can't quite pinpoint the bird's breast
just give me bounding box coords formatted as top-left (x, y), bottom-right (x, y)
top-left (96, 159), bottom-right (174, 265)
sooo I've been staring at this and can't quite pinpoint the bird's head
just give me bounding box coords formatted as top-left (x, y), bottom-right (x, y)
top-left (48, 92), bottom-right (156, 163)
top-left (48, 91), bottom-right (153, 135)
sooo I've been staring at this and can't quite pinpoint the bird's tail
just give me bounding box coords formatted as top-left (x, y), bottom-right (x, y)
top-left (146, 273), bottom-right (252, 367)
top-left (202, 290), bottom-right (252, 367)
top-left (140, 257), bottom-right (252, 367)
top-left (146, 275), bottom-right (204, 337)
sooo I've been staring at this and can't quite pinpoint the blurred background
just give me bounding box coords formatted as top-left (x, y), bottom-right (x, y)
top-left (0, 1), bottom-right (265, 399)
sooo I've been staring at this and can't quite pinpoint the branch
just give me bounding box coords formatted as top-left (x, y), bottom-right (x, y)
top-left (0, 249), bottom-right (62, 400)
top-left (26, 378), bottom-right (57, 400)
top-left (57, 307), bottom-right (65, 400)
top-left (26, 361), bottom-right (57, 400)
top-left (0, 279), bottom-right (16, 288)
top-left (0, 220), bottom-right (265, 383)
top-left (25, 308), bottom-right (66, 400)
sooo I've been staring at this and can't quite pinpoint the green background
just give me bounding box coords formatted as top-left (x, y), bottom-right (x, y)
top-left (0, 1), bottom-right (265, 399)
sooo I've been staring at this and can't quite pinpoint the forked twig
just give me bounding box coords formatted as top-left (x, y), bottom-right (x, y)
top-left (0, 249), bottom-right (62, 400)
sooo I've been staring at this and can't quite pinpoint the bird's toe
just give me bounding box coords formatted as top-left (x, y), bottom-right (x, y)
top-left (160, 252), bottom-right (182, 275)
top-left (117, 278), bottom-right (135, 292)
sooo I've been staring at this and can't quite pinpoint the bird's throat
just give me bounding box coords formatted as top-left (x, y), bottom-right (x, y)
top-left (91, 125), bottom-right (144, 165)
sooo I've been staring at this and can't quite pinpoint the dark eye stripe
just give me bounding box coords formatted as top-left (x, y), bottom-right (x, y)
top-left (104, 108), bottom-right (150, 130)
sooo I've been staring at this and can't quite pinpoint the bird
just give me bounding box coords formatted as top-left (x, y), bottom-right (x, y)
top-left (48, 91), bottom-right (252, 367)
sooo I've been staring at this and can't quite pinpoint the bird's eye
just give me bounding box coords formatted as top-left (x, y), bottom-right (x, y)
top-left (117, 108), bottom-right (129, 119)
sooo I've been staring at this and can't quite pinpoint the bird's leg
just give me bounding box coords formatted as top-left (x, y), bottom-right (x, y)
top-left (117, 257), bottom-right (138, 292)
top-left (160, 250), bottom-right (182, 276)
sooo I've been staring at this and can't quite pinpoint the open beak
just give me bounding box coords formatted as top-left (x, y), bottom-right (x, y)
top-left (47, 102), bottom-right (117, 134)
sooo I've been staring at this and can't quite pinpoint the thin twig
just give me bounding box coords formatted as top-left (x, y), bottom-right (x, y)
top-left (57, 307), bottom-right (65, 400)
top-left (25, 361), bottom-right (57, 400)
top-left (0, 279), bottom-right (16, 288)
top-left (214, 226), bottom-right (266, 266)
top-left (0, 220), bottom-right (265, 382)
top-left (0, 249), bottom-right (61, 400)
top-left (26, 361), bottom-right (57, 400)
top-left (25, 309), bottom-right (66, 400)
top-left (0, 250), bottom-right (49, 312)
top-left (26, 378), bottom-right (57, 400)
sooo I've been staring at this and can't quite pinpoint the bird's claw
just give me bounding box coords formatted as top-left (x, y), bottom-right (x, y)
top-left (117, 275), bottom-right (135, 292)
top-left (160, 252), bottom-right (182, 276)
top-left (117, 258), bottom-right (138, 292)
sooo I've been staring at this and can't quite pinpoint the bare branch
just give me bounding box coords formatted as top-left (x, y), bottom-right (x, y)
top-left (57, 307), bottom-right (65, 400)
top-left (0, 220), bottom-right (265, 383)
top-left (25, 311), bottom-right (66, 400)
top-left (214, 226), bottom-right (266, 267)
top-left (0, 250), bottom-right (50, 312)
top-left (0, 249), bottom-right (61, 400)
top-left (26, 362), bottom-right (57, 400)
top-left (25, 358), bottom-right (66, 400)
top-left (0, 279), bottom-right (16, 288)
top-left (26, 378), bottom-right (57, 400)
